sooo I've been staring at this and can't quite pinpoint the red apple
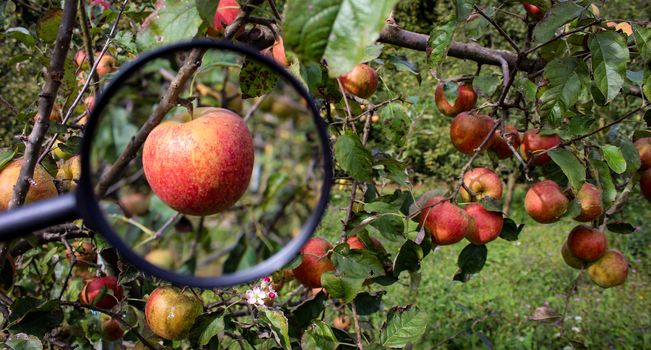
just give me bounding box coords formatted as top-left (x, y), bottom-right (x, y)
top-left (419, 196), bottom-right (477, 245)
top-left (450, 112), bottom-right (496, 155)
top-left (561, 242), bottom-right (585, 269)
top-left (434, 82), bottom-right (477, 117)
top-left (0, 159), bottom-right (58, 211)
top-left (520, 129), bottom-right (562, 165)
top-left (634, 137), bottom-right (651, 170)
top-left (459, 167), bottom-right (503, 202)
top-left (524, 180), bottom-right (569, 223)
top-left (463, 203), bottom-right (503, 245)
top-left (522, 3), bottom-right (544, 20)
top-left (101, 318), bottom-right (124, 341)
top-left (262, 36), bottom-right (288, 67)
top-left (490, 124), bottom-right (520, 159)
top-left (573, 183), bottom-right (604, 222)
top-left (641, 168), bottom-right (651, 202)
top-left (333, 315), bottom-right (351, 330)
top-left (339, 64), bottom-right (379, 99)
top-left (143, 107), bottom-right (254, 216)
top-left (79, 276), bottom-right (124, 309)
top-left (567, 225), bottom-right (607, 262)
top-left (587, 249), bottom-right (629, 288)
top-left (292, 238), bottom-right (335, 288)
top-left (212, 0), bottom-right (240, 35)
top-left (145, 286), bottom-right (203, 340)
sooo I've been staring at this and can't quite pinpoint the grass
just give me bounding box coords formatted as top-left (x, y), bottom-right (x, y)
top-left (317, 185), bottom-right (651, 349)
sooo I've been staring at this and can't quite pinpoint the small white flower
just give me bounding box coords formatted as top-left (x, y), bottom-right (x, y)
top-left (574, 316), bottom-right (582, 322)
top-left (245, 287), bottom-right (267, 305)
top-left (571, 326), bottom-right (581, 333)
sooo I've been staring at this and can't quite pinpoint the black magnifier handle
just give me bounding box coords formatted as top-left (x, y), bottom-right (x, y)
top-left (0, 193), bottom-right (79, 240)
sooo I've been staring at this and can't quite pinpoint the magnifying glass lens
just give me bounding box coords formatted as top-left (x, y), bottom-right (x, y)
top-left (89, 46), bottom-right (325, 278)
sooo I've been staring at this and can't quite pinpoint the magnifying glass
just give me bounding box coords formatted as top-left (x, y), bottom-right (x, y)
top-left (0, 39), bottom-right (332, 289)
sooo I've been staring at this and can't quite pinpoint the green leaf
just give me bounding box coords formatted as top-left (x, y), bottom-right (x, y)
top-left (568, 115), bottom-right (594, 135)
top-left (353, 292), bottom-right (384, 316)
top-left (473, 73), bottom-right (501, 98)
top-left (393, 240), bottom-right (423, 276)
top-left (453, 243), bottom-right (487, 282)
top-left (619, 139), bottom-right (641, 176)
top-left (189, 313), bottom-right (224, 347)
top-left (195, 0), bottom-right (219, 28)
top-left (301, 320), bottom-right (340, 350)
top-left (590, 159), bottom-right (616, 208)
top-left (0, 148), bottom-right (16, 171)
top-left (8, 299), bottom-right (63, 338)
top-left (283, 0), bottom-right (399, 77)
top-left (533, 2), bottom-right (584, 43)
top-left (334, 132), bottom-right (373, 182)
top-left (4, 27), bottom-right (35, 46)
top-left (240, 57), bottom-right (279, 98)
top-left (499, 218), bottom-right (524, 241)
top-left (36, 9), bottom-right (62, 43)
top-left (601, 145), bottom-right (627, 174)
top-left (362, 44), bottom-right (384, 62)
top-left (632, 24), bottom-right (651, 61)
top-left (332, 245), bottom-right (386, 279)
top-left (455, 0), bottom-right (475, 21)
top-left (380, 306), bottom-right (428, 348)
top-left (5, 333), bottom-right (43, 350)
top-left (590, 31), bottom-right (630, 103)
top-left (606, 222), bottom-right (637, 234)
top-left (548, 148), bottom-right (586, 192)
top-left (260, 308), bottom-right (291, 349)
top-left (427, 19), bottom-right (456, 67)
top-left (291, 292), bottom-right (327, 328)
top-left (540, 58), bottom-right (589, 111)
top-left (137, 0), bottom-right (201, 48)
top-left (479, 196), bottom-right (502, 213)
top-left (364, 201), bottom-right (400, 214)
top-left (320, 272), bottom-right (364, 302)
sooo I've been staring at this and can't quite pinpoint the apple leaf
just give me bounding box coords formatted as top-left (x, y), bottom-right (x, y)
top-left (453, 243), bottom-right (487, 282)
top-left (189, 312), bottom-right (224, 347)
top-left (353, 291), bottom-right (384, 316)
top-left (321, 272), bottom-right (364, 302)
top-left (334, 132), bottom-right (373, 182)
top-left (618, 139), bottom-right (641, 176)
top-left (36, 9), bottom-right (62, 43)
top-left (632, 24), bottom-right (651, 61)
top-left (548, 148), bottom-right (585, 193)
top-left (4, 27), bottom-right (35, 47)
top-left (239, 57), bottom-right (279, 99)
top-left (540, 57), bottom-right (589, 112)
top-left (499, 218), bottom-right (524, 241)
top-left (601, 145), bottom-right (627, 174)
top-left (195, 0), bottom-right (219, 28)
top-left (332, 244), bottom-right (385, 279)
top-left (301, 320), bottom-right (339, 350)
top-left (0, 148), bottom-right (16, 172)
top-left (260, 308), bottom-right (291, 349)
top-left (427, 19), bottom-right (456, 67)
top-left (590, 159), bottom-right (617, 208)
top-left (533, 2), bottom-right (584, 43)
top-left (8, 298), bottom-right (63, 338)
top-left (455, 0), bottom-right (474, 21)
top-left (379, 306), bottom-right (428, 348)
top-left (136, 0), bottom-right (201, 49)
top-left (283, 0), bottom-right (399, 77)
top-left (606, 222), bottom-right (637, 234)
top-left (291, 292), bottom-right (327, 329)
top-left (590, 31), bottom-right (630, 103)
top-left (392, 240), bottom-right (423, 276)
top-left (5, 333), bottom-right (43, 350)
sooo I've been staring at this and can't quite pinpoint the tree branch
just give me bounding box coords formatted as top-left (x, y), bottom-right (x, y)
top-left (8, 0), bottom-right (78, 208)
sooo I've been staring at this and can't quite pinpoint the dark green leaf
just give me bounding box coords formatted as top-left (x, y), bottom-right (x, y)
top-left (291, 292), bottom-right (327, 329)
top-left (195, 0), bottom-right (219, 28)
top-left (606, 222), bottom-right (637, 234)
top-left (540, 58), bottom-right (589, 111)
top-left (533, 2), bottom-right (584, 43)
top-left (632, 24), bottom-right (651, 61)
top-left (380, 306), bottom-right (428, 348)
top-left (0, 148), bottom-right (16, 171)
top-left (590, 159), bottom-right (617, 207)
top-left (240, 57), bottom-right (279, 98)
top-left (393, 240), bottom-right (423, 276)
top-left (332, 245), bottom-right (385, 279)
top-left (353, 292), bottom-right (384, 316)
top-left (4, 27), bottom-right (35, 46)
top-left (455, 243), bottom-right (487, 277)
top-left (590, 31), bottom-right (630, 103)
top-left (334, 132), bottom-right (373, 182)
top-left (189, 312), bottom-right (224, 347)
top-left (601, 145), bottom-right (627, 174)
top-left (619, 139), bottom-right (641, 175)
top-left (479, 196), bottom-right (502, 213)
top-left (473, 73), bottom-right (500, 98)
top-left (36, 9), bottom-right (62, 43)
top-left (548, 148), bottom-right (586, 192)
top-left (320, 272), bottom-right (364, 303)
top-left (499, 218), bottom-right (524, 241)
top-left (301, 320), bottom-right (339, 350)
top-left (568, 115), bottom-right (594, 135)
top-left (260, 308), bottom-right (291, 349)
top-left (8, 299), bottom-right (63, 338)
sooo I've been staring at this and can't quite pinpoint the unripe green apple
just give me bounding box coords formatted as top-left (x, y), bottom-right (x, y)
top-left (143, 108), bottom-right (254, 216)
top-left (145, 286), bottom-right (203, 340)
top-left (0, 159), bottom-right (58, 211)
top-left (524, 180), bottom-right (569, 223)
top-left (292, 238), bottom-right (335, 288)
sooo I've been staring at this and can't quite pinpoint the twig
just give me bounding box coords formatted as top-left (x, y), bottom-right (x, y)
top-left (473, 5), bottom-right (521, 54)
top-left (58, 237), bottom-right (77, 300)
top-left (59, 301), bottom-right (159, 349)
top-left (558, 270), bottom-right (583, 338)
top-left (351, 300), bottom-right (364, 350)
top-left (9, 0), bottom-right (78, 208)
top-left (244, 94), bottom-right (268, 121)
top-left (0, 95), bottom-right (19, 116)
top-left (336, 78), bottom-right (357, 133)
top-left (77, 0), bottom-right (100, 87)
top-left (525, 21), bottom-right (601, 54)
top-left (267, 0), bottom-right (282, 21)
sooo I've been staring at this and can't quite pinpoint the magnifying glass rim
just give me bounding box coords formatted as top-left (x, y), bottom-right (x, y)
top-left (77, 39), bottom-right (333, 289)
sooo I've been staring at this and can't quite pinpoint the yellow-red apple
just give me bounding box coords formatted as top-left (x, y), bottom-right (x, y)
top-left (635, 137), bottom-right (651, 170)
top-left (142, 108), bottom-right (254, 216)
top-left (145, 286), bottom-right (203, 340)
top-left (573, 183), bottom-right (603, 222)
top-left (449, 112), bottom-right (496, 155)
top-left (561, 242), bottom-right (585, 269)
top-left (641, 168), bottom-right (651, 202)
top-left (587, 249), bottom-right (628, 288)
top-left (463, 203), bottom-right (503, 245)
top-left (434, 82), bottom-right (477, 117)
top-left (520, 129), bottom-right (562, 165)
top-left (292, 238), bottom-right (335, 289)
top-left (339, 64), bottom-right (379, 99)
top-left (0, 159), bottom-right (58, 211)
top-left (459, 167), bottom-right (503, 202)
